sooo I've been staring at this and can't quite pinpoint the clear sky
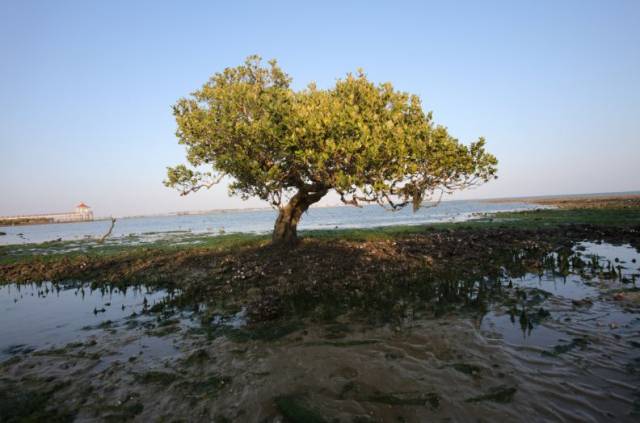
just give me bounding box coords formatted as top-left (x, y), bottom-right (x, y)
top-left (1, 0), bottom-right (639, 217)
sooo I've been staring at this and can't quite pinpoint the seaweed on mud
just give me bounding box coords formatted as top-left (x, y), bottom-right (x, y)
top-left (366, 392), bottom-right (441, 410)
top-left (98, 320), bottom-right (113, 329)
top-left (451, 363), bottom-right (482, 376)
top-left (322, 322), bottom-right (352, 339)
top-left (134, 370), bottom-right (177, 386)
top-left (465, 385), bottom-right (517, 403)
top-left (183, 348), bottom-right (211, 366)
top-left (625, 357), bottom-right (640, 374)
top-left (32, 346), bottom-right (101, 360)
top-left (178, 375), bottom-right (232, 399)
top-left (338, 381), bottom-right (358, 399)
top-left (301, 339), bottom-right (379, 347)
top-left (0, 356), bottom-right (22, 367)
top-left (102, 402), bottom-right (144, 423)
top-left (274, 394), bottom-right (327, 423)
top-left (339, 382), bottom-right (440, 410)
top-left (1, 344), bottom-right (35, 355)
top-left (0, 379), bottom-right (75, 423)
top-left (95, 401), bottom-right (144, 423)
top-left (209, 319), bottom-right (303, 342)
top-left (632, 392), bottom-right (640, 416)
top-left (148, 322), bottom-right (181, 337)
top-left (543, 337), bottom-right (590, 357)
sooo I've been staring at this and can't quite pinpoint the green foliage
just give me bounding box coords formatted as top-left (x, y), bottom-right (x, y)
top-left (165, 55), bottom-right (497, 213)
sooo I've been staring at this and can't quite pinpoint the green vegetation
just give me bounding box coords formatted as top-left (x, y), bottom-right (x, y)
top-left (490, 207), bottom-right (640, 227)
top-left (165, 56), bottom-right (497, 244)
top-left (0, 231), bottom-right (266, 265)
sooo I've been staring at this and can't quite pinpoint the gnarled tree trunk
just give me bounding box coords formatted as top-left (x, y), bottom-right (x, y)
top-left (272, 187), bottom-right (328, 245)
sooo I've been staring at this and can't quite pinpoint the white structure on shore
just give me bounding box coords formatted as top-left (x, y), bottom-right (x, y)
top-left (0, 203), bottom-right (94, 224)
top-left (74, 202), bottom-right (93, 221)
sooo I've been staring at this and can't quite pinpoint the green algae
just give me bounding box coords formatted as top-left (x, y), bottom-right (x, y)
top-left (96, 401), bottom-right (144, 423)
top-left (274, 394), bottom-right (326, 423)
top-left (134, 371), bottom-right (177, 386)
top-left (302, 339), bottom-right (379, 347)
top-left (183, 348), bottom-right (210, 366)
top-left (366, 392), bottom-right (441, 409)
top-left (178, 375), bottom-right (232, 399)
top-left (0, 379), bottom-right (74, 423)
top-left (543, 337), bottom-right (590, 357)
top-left (210, 320), bottom-right (303, 342)
top-left (451, 363), bottom-right (482, 376)
top-left (465, 385), bottom-right (517, 403)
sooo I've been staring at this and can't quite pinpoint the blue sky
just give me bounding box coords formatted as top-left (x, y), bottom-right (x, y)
top-left (1, 0), bottom-right (639, 217)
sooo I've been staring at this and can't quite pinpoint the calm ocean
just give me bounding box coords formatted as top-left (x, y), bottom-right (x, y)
top-left (0, 200), bottom-right (541, 245)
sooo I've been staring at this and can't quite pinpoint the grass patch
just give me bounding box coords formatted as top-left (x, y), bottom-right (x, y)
top-left (491, 208), bottom-right (640, 227)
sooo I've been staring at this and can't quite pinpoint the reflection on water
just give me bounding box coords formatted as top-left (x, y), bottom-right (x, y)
top-left (1, 242), bottom-right (639, 421)
top-left (0, 282), bottom-right (175, 359)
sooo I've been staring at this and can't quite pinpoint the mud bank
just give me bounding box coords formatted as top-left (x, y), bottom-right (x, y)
top-left (2, 224), bottom-right (639, 315)
top-left (1, 224), bottom-right (640, 421)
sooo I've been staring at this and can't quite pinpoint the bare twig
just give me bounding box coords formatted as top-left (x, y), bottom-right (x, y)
top-left (97, 217), bottom-right (116, 244)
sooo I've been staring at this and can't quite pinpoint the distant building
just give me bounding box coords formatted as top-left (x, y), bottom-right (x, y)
top-left (0, 203), bottom-right (94, 225)
top-left (74, 202), bottom-right (94, 221)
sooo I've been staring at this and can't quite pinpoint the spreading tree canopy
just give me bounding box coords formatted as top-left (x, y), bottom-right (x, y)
top-left (165, 56), bottom-right (498, 244)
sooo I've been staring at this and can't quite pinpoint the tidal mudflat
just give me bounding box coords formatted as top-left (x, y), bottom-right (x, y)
top-left (1, 222), bottom-right (640, 421)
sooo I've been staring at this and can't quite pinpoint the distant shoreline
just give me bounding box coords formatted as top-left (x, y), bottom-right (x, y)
top-left (482, 192), bottom-right (640, 208)
top-left (115, 190), bottom-right (640, 220)
top-left (2, 190), bottom-right (638, 227)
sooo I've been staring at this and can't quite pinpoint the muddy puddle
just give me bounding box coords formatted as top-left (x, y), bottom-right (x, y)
top-left (1, 242), bottom-right (639, 422)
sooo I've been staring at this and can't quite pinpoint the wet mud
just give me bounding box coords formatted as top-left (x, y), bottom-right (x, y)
top-left (1, 228), bottom-right (640, 421)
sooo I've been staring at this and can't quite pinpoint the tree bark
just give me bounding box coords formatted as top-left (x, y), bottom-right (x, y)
top-left (272, 187), bottom-right (328, 246)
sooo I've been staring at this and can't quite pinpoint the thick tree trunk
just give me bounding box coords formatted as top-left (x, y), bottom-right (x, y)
top-left (272, 204), bottom-right (304, 245)
top-left (272, 187), bottom-right (328, 246)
